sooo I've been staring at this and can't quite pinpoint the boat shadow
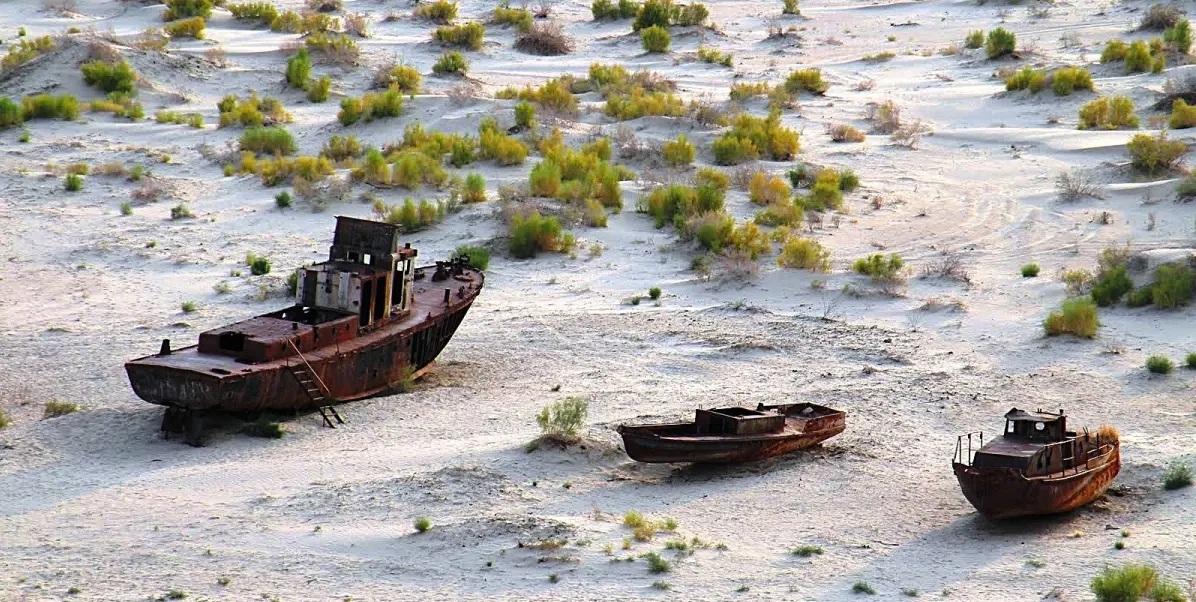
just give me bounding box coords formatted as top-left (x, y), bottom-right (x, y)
top-left (608, 443), bottom-right (851, 485)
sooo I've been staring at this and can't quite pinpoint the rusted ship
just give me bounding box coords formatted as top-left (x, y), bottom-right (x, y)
top-left (618, 403), bottom-right (846, 464)
top-left (126, 216), bottom-right (484, 445)
top-left (952, 408), bottom-right (1120, 519)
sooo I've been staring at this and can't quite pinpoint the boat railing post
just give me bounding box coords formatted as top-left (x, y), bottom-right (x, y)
top-left (967, 433), bottom-right (972, 465)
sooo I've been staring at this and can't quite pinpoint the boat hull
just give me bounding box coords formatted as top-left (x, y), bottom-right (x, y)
top-left (618, 409), bottom-right (846, 464)
top-left (953, 445), bottom-right (1120, 519)
top-left (125, 267), bottom-right (480, 414)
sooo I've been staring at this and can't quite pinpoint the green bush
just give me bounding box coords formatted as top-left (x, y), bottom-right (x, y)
top-left (494, 4), bottom-right (533, 32)
top-left (1101, 39), bottom-right (1128, 63)
top-left (64, 173), bottom-right (83, 192)
top-left (306, 75), bottom-right (331, 102)
top-left (338, 89), bottom-right (403, 125)
top-left (0, 97), bottom-right (23, 128)
top-left (643, 551), bottom-right (671, 574)
top-left (1022, 263), bottom-right (1040, 277)
top-left (603, 89), bottom-right (685, 120)
top-left (43, 400), bottom-right (79, 418)
top-left (320, 134), bottom-right (362, 161)
top-left (1078, 96), bottom-right (1138, 130)
top-left (433, 51), bottom-right (468, 75)
top-left (380, 64), bottom-right (421, 93)
top-left (250, 255), bottom-right (271, 275)
top-left (712, 110), bottom-right (799, 165)
top-left (1051, 66), bottom-right (1094, 96)
top-left (964, 30), bottom-right (984, 49)
top-left (510, 212), bottom-right (572, 258)
top-left (240, 126), bottom-right (296, 155)
top-left (1187, 352), bottom-right (1196, 369)
top-left (1005, 65), bottom-right (1046, 93)
top-left (1164, 19), bottom-right (1192, 53)
top-left (165, 16), bottom-right (207, 39)
top-left (784, 68), bottom-right (829, 95)
top-left (671, 3), bottom-right (708, 26)
top-left (286, 48), bottom-right (311, 88)
top-left (1151, 264), bottom-right (1194, 309)
top-left (463, 172), bottom-right (486, 203)
top-left (1124, 40), bottom-right (1153, 73)
top-left (164, 0), bottom-right (213, 20)
top-left (414, 517), bottom-right (432, 533)
top-left (662, 134), bottom-right (695, 166)
top-left (0, 409), bottom-right (7, 429)
top-left (227, 2), bottom-right (279, 25)
top-left (697, 46), bottom-right (732, 67)
top-left (454, 244), bottom-right (491, 270)
top-left (1163, 462), bottom-right (1193, 490)
top-left (853, 253), bottom-right (903, 279)
top-left (81, 61), bottom-right (138, 95)
top-left (1126, 286), bottom-right (1155, 308)
top-left (639, 182), bottom-right (725, 229)
top-left (1127, 132), bottom-right (1186, 174)
top-left (1168, 99), bottom-right (1196, 128)
top-left (535, 395), bottom-right (588, 442)
top-left (1091, 265), bottom-right (1133, 306)
top-left (1091, 564), bottom-right (1159, 602)
top-left (1044, 297), bottom-right (1099, 338)
top-left (22, 93), bottom-right (79, 120)
top-left (275, 190), bottom-right (292, 209)
top-left (640, 25), bottom-right (670, 53)
top-left (633, 0), bottom-right (670, 31)
top-left (985, 28), bottom-right (1015, 58)
top-left (592, 0), bottom-right (639, 19)
top-left (782, 0), bottom-right (800, 15)
top-left (1146, 354), bottom-right (1174, 374)
top-left (514, 101), bottom-right (535, 128)
top-left (433, 22), bottom-right (485, 50)
top-left (777, 236), bottom-right (830, 271)
top-left (414, 0), bottom-right (458, 24)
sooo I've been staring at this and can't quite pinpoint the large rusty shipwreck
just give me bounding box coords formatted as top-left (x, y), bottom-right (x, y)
top-left (953, 408), bottom-right (1120, 519)
top-left (618, 403), bottom-right (846, 464)
top-left (126, 216), bottom-right (483, 445)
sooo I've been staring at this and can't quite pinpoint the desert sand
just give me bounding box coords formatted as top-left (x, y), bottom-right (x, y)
top-left (1, 0), bottom-right (1194, 600)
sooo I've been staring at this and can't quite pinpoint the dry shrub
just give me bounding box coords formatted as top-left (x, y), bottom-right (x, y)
top-left (854, 78), bottom-right (876, 91)
top-left (890, 119), bottom-right (929, 148)
top-left (305, 0), bottom-right (342, 12)
top-left (87, 41), bottom-right (122, 64)
top-left (1140, 3), bottom-right (1181, 30)
top-left (1056, 170), bottom-right (1103, 202)
top-left (920, 251), bottom-right (970, 282)
top-left (131, 180), bottom-right (166, 202)
top-left (514, 21), bottom-right (574, 55)
top-left (828, 123), bottom-right (865, 142)
top-left (445, 84), bottom-right (478, 105)
top-left (866, 100), bottom-right (901, 133)
top-left (42, 0), bottom-right (79, 15)
top-left (205, 46), bottom-right (228, 67)
top-left (716, 249), bottom-right (761, 281)
top-left (730, 165), bottom-right (760, 190)
top-left (344, 13), bottom-right (369, 37)
top-left (534, 0), bottom-right (554, 18)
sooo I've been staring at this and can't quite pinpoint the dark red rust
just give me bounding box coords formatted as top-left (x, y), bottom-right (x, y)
top-left (125, 216), bottom-right (483, 423)
top-left (617, 403), bottom-right (846, 464)
top-left (952, 408), bottom-right (1120, 520)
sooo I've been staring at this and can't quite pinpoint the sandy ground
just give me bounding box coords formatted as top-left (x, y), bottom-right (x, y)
top-left (1, 0), bottom-right (1195, 600)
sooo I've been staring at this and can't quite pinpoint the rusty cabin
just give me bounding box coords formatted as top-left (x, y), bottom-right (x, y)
top-left (695, 407), bottom-right (786, 436)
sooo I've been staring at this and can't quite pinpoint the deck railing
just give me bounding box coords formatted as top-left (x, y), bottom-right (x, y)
top-left (953, 428), bottom-right (1116, 474)
top-left (953, 431), bottom-right (984, 466)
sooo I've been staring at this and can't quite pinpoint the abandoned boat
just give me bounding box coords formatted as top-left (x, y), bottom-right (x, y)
top-left (618, 403), bottom-right (846, 464)
top-left (952, 408), bottom-right (1120, 520)
top-left (125, 216), bottom-right (484, 445)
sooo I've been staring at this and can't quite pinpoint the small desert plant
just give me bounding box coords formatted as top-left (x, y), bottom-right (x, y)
top-left (1051, 66), bottom-right (1094, 96)
top-left (514, 101), bottom-right (535, 128)
top-left (776, 237), bottom-right (830, 271)
top-left (181, 300), bottom-right (198, 313)
top-left (697, 46), bottom-right (732, 67)
top-left (1139, 3), bottom-right (1181, 30)
top-left (453, 244), bottom-right (491, 270)
top-left (433, 22), bottom-right (485, 50)
top-left (1162, 461), bottom-right (1193, 489)
top-left (415, 0), bottom-right (458, 24)
top-left (164, 16), bottom-right (206, 39)
top-left (164, 0), bottom-right (213, 20)
top-left (1078, 96), bottom-right (1138, 130)
top-left (829, 124), bottom-right (865, 142)
top-left (642, 552), bottom-right (671, 573)
top-left (985, 27), bottom-right (1016, 58)
top-left (782, 0), bottom-right (800, 14)
top-left (1091, 265), bottom-right (1133, 306)
top-left (338, 89), bottom-right (403, 125)
top-left (662, 134), bottom-right (696, 166)
top-left (64, 173), bottom-right (83, 191)
top-left (1126, 132), bottom-right (1186, 174)
top-left (433, 51), bottom-right (468, 75)
top-left (509, 212), bottom-right (571, 257)
top-left (1146, 354), bottom-right (1174, 374)
top-left (640, 25), bottom-right (670, 53)
top-left (535, 395), bottom-right (588, 443)
top-left (633, 0), bottom-right (670, 30)
top-left (1005, 65), bottom-right (1047, 93)
top-left (648, 286), bottom-right (662, 300)
top-left (22, 93), bottom-right (79, 121)
top-left (44, 399), bottom-right (79, 418)
top-left (240, 126), bottom-right (296, 155)
top-left (1044, 297), bottom-right (1099, 338)
top-left (306, 75), bottom-right (331, 102)
top-left (413, 517), bottom-right (432, 533)
top-left (286, 48), bottom-right (311, 88)
top-left (790, 545), bottom-right (823, 557)
top-left (515, 21), bottom-right (574, 55)
top-left (1123, 40), bottom-right (1154, 73)
top-left (80, 61), bottom-right (138, 95)
top-left (964, 30), bottom-right (984, 49)
top-left (1164, 18), bottom-right (1192, 53)
top-left (853, 253), bottom-right (904, 280)
top-left (275, 191), bottom-right (293, 209)
top-left (1022, 263), bottom-right (1040, 277)
top-left (462, 172), bottom-right (486, 203)
top-left (1090, 564), bottom-right (1162, 602)
top-left (853, 582), bottom-right (876, 595)
top-left (1152, 264), bottom-right (1195, 309)
top-left (785, 68), bottom-right (829, 95)
top-left (494, 4), bottom-right (534, 31)
top-left (250, 255), bottom-right (272, 275)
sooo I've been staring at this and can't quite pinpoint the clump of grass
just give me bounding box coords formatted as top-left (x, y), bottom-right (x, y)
top-left (662, 134), bottom-right (696, 166)
top-left (712, 110), bottom-right (800, 164)
top-left (697, 46), bottom-right (732, 67)
top-left (648, 286), bottom-right (662, 300)
top-left (249, 254), bottom-right (271, 275)
top-left (1146, 354), bottom-right (1174, 374)
top-left (0, 409), bottom-right (9, 429)
top-left (433, 51), bottom-right (468, 75)
top-left (1044, 297), bottom-right (1099, 338)
top-left (640, 25), bottom-right (670, 53)
top-left (1022, 263), bottom-right (1040, 277)
top-left (1127, 132), bottom-right (1186, 175)
top-left (242, 416), bottom-right (284, 438)
top-left (790, 545), bottom-right (823, 557)
top-left (1025, 559), bottom-right (1046, 568)
top-left (852, 581), bottom-right (876, 595)
top-left (985, 27), bottom-right (1015, 58)
top-left (624, 510), bottom-right (646, 528)
top-left (181, 300), bottom-right (198, 313)
top-left (1090, 564), bottom-right (1161, 602)
top-left (785, 68), bottom-right (829, 95)
top-left (43, 400), bottom-right (79, 418)
top-left (509, 212), bottom-right (573, 258)
top-left (338, 89), bottom-right (403, 126)
top-left (164, 0), bottom-right (213, 20)
top-left (1078, 96), bottom-right (1138, 130)
top-left (81, 61), bottom-right (138, 95)
top-left (642, 552), bottom-right (671, 573)
top-left (163, 590), bottom-right (188, 600)
top-left (64, 173), bottom-right (83, 192)
top-left (240, 126), bottom-right (296, 155)
top-left (453, 245), bottom-right (491, 270)
top-left (433, 22), bottom-right (485, 50)
top-left (1162, 461), bottom-right (1193, 490)
top-left (901, 588), bottom-right (919, 597)
top-left (413, 517), bottom-right (432, 533)
top-left (535, 395), bottom-right (587, 443)
top-left (652, 580), bottom-right (671, 590)
top-left (964, 30), bottom-right (984, 49)
top-left (414, 0), bottom-right (458, 24)
top-left (164, 16), bottom-right (207, 39)
top-left (494, 4), bottom-right (534, 32)
top-left (275, 191), bottom-right (293, 209)
top-left (777, 236), bottom-right (830, 271)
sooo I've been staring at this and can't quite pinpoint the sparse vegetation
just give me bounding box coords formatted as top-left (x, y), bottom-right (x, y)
top-left (1078, 96), bottom-right (1138, 130)
top-left (44, 399), bottom-right (79, 418)
top-left (1044, 297), bottom-right (1099, 338)
top-left (453, 245), bottom-right (491, 270)
top-left (662, 134), bottom-right (696, 166)
top-left (712, 110), bottom-right (800, 164)
top-left (853, 581), bottom-right (876, 595)
top-left (1127, 132), bottom-right (1186, 174)
top-left (240, 126), bottom-right (296, 155)
top-left (433, 22), bottom-right (485, 50)
top-left (964, 30), bottom-right (984, 49)
top-left (784, 68), bottom-right (829, 95)
top-left (494, 4), bottom-right (534, 32)
top-left (510, 212), bottom-right (574, 258)
top-left (535, 395), bottom-right (587, 443)
top-left (1146, 354), bottom-right (1174, 374)
top-left (414, 0), bottom-right (458, 24)
top-left (790, 545), bottom-right (824, 557)
top-left (1022, 263), bottom-right (1040, 277)
top-left (81, 61), bottom-right (138, 95)
top-left (64, 173), bottom-right (83, 192)
top-left (516, 21), bottom-right (574, 55)
top-left (697, 46), bottom-right (732, 67)
top-left (413, 517), bottom-right (432, 533)
top-left (985, 27), bottom-right (1015, 58)
top-left (640, 25), bottom-right (671, 53)
top-left (642, 552), bottom-right (671, 574)
top-left (433, 51), bottom-right (468, 75)
top-left (1162, 461), bottom-right (1193, 490)
top-left (338, 89), bottom-right (403, 126)
top-left (164, 16), bottom-right (207, 39)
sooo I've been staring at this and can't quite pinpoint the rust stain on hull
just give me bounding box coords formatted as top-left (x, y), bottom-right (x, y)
top-left (953, 445), bottom-right (1120, 519)
top-left (618, 403), bottom-right (846, 464)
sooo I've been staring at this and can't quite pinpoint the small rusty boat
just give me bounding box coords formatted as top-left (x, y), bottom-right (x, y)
top-left (952, 408), bottom-right (1120, 520)
top-left (618, 403), bottom-right (846, 464)
top-left (125, 216), bottom-right (483, 445)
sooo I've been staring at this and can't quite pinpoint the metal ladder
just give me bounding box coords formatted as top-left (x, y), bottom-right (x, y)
top-left (287, 339), bottom-right (344, 428)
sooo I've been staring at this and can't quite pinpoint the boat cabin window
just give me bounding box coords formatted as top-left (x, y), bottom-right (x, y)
top-left (218, 331), bottom-right (246, 352)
